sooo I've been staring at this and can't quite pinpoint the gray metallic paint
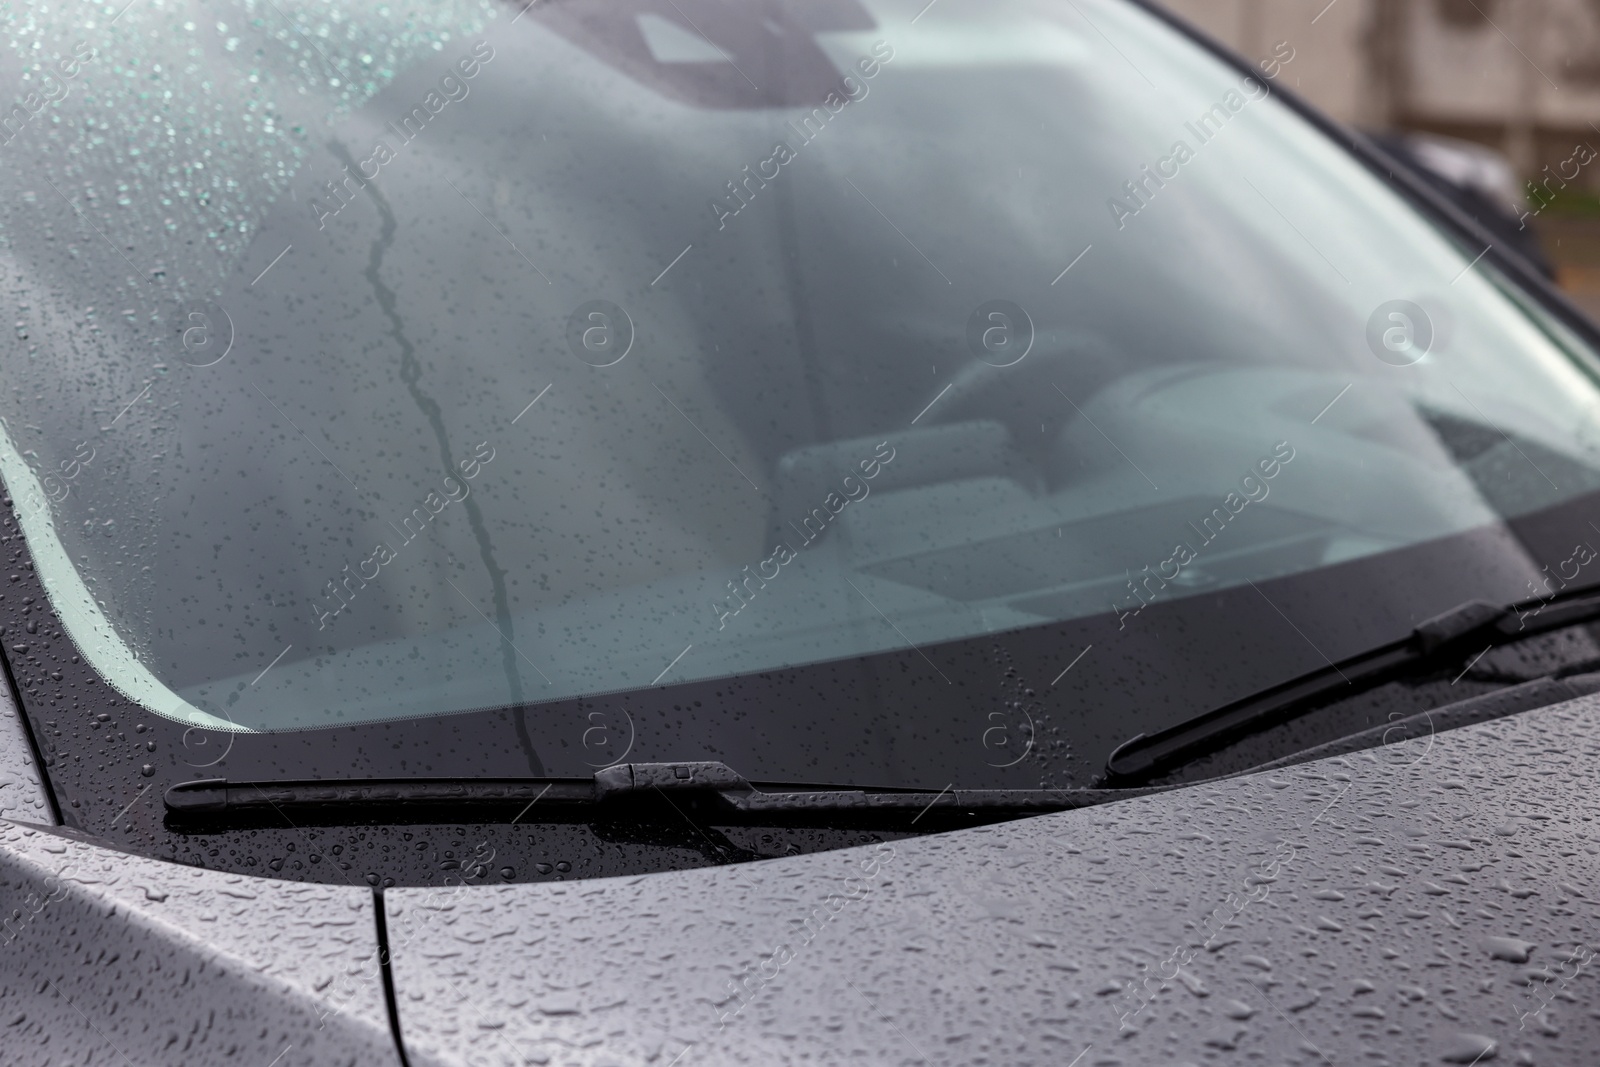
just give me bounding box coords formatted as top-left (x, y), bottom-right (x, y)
top-left (0, 676), bottom-right (51, 825)
top-left (1, 688), bottom-right (1595, 1064)
top-left (0, 819), bottom-right (397, 1065)
top-left (385, 696), bottom-right (1600, 1067)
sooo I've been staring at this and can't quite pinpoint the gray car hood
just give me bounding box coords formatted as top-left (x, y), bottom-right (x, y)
top-left (385, 695), bottom-right (1600, 1067)
top-left (4, 692), bottom-right (1597, 1065)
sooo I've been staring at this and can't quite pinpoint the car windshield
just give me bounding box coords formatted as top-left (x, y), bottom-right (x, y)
top-left (5, 0), bottom-right (1600, 782)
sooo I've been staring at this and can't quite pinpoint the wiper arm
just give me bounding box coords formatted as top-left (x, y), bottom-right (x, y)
top-left (166, 761), bottom-right (1147, 830)
top-left (1101, 593), bottom-right (1600, 787)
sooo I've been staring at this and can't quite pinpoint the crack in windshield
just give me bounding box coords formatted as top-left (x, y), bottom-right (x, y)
top-left (332, 138), bottom-right (545, 775)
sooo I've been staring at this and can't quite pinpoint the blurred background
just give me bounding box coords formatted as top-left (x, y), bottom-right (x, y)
top-left (1161, 0), bottom-right (1600, 320)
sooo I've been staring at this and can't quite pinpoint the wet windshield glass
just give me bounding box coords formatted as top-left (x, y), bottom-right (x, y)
top-left (4, 0), bottom-right (1600, 743)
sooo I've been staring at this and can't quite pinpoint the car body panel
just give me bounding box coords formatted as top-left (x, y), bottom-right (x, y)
top-left (0, 681), bottom-right (50, 824)
top-left (0, 819), bottom-right (396, 1066)
top-left (386, 696), bottom-right (1600, 1066)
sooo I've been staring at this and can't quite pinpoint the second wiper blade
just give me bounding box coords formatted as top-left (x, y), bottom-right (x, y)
top-left (1101, 598), bottom-right (1515, 786)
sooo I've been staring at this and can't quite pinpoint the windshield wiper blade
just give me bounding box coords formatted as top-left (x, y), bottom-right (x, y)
top-left (162, 762), bottom-right (853, 816)
top-left (164, 775), bottom-right (597, 816)
top-left (1101, 598), bottom-right (1520, 786)
top-left (166, 761), bottom-right (1151, 829)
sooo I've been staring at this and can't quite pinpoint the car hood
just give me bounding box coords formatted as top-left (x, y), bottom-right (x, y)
top-left (4, 693), bottom-right (1597, 1066)
top-left (385, 695), bottom-right (1600, 1067)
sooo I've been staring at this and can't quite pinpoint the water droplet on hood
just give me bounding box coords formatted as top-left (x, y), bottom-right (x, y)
top-left (1481, 936), bottom-right (1535, 963)
top-left (1440, 1033), bottom-right (1497, 1062)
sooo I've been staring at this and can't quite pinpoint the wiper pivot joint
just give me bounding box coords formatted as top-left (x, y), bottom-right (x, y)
top-left (592, 761), bottom-right (746, 799)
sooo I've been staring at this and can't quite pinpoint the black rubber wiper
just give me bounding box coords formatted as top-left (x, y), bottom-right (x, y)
top-left (166, 761), bottom-right (1149, 830)
top-left (1101, 591), bottom-right (1600, 787)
